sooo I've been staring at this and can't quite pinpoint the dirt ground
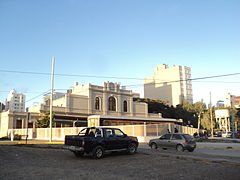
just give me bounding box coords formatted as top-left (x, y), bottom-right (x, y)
top-left (0, 145), bottom-right (240, 180)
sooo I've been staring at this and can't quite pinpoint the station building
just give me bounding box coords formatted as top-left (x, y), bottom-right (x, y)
top-left (0, 82), bottom-right (181, 137)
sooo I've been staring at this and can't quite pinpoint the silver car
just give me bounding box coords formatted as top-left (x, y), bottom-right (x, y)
top-left (149, 133), bottom-right (196, 152)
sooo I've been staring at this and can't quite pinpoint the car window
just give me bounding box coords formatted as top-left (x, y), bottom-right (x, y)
top-left (105, 129), bottom-right (114, 137)
top-left (114, 129), bottom-right (125, 137)
top-left (172, 134), bottom-right (183, 140)
top-left (160, 134), bottom-right (171, 140)
top-left (183, 134), bottom-right (193, 140)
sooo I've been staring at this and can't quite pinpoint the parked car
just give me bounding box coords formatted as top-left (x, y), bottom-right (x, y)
top-left (221, 131), bottom-right (232, 138)
top-left (64, 127), bottom-right (139, 159)
top-left (230, 131), bottom-right (240, 138)
top-left (149, 133), bottom-right (196, 152)
top-left (216, 131), bottom-right (223, 137)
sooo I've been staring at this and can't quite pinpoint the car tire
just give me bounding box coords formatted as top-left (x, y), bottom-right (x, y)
top-left (73, 151), bottom-right (84, 157)
top-left (92, 146), bottom-right (104, 159)
top-left (127, 143), bottom-right (137, 155)
top-left (150, 142), bottom-right (158, 149)
top-left (176, 144), bottom-right (184, 152)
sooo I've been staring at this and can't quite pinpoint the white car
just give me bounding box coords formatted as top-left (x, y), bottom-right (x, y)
top-left (221, 132), bottom-right (232, 138)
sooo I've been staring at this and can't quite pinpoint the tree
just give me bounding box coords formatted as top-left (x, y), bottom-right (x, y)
top-left (193, 102), bottom-right (206, 130)
top-left (201, 109), bottom-right (215, 131)
top-left (182, 100), bottom-right (193, 112)
top-left (36, 111), bottom-right (54, 128)
top-left (133, 98), bottom-right (198, 127)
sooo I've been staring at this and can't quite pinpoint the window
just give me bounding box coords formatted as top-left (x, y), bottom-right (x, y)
top-left (108, 96), bottom-right (116, 111)
top-left (114, 129), bottom-right (125, 137)
top-left (123, 100), bottom-right (127, 112)
top-left (172, 134), bottom-right (183, 140)
top-left (104, 129), bottom-right (114, 137)
top-left (160, 134), bottom-right (171, 140)
top-left (95, 97), bottom-right (100, 110)
top-left (78, 128), bottom-right (88, 136)
top-left (109, 83), bottom-right (115, 91)
top-left (183, 134), bottom-right (193, 140)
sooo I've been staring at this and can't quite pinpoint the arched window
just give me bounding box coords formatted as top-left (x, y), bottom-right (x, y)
top-left (108, 96), bottom-right (116, 111)
top-left (95, 97), bottom-right (100, 110)
top-left (123, 100), bottom-right (127, 112)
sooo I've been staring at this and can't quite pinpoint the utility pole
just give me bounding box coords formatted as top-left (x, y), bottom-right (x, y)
top-left (210, 92), bottom-right (213, 137)
top-left (26, 112), bottom-right (30, 144)
top-left (230, 95), bottom-right (235, 137)
top-left (49, 56), bottom-right (55, 142)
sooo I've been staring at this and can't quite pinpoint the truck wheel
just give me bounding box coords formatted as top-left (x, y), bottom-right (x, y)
top-left (127, 143), bottom-right (137, 155)
top-left (73, 151), bottom-right (84, 157)
top-left (93, 146), bottom-right (104, 159)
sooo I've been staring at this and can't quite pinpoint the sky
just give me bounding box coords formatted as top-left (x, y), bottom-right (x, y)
top-left (0, 0), bottom-right (239, 107)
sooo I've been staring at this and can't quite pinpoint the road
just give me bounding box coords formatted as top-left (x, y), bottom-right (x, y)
top-left (0, 144), bottom-right (240, 180)
top-left (196, 142), bottom-right (240, 157)
top-left (140, 142), bottom-right (240, 164)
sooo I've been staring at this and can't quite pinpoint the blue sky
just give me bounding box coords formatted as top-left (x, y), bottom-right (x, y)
top-left (0, 0), bottom-right (239, 107)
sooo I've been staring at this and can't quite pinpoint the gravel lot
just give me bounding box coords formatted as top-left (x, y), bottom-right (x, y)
top-left (0, 145), bottom-right (240, 180)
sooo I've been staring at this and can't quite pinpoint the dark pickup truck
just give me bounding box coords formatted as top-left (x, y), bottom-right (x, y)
top-left (64, 127), bottom-right (139, 159)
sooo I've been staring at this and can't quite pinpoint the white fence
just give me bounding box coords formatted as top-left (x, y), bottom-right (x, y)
top-left (8, 124), bottom-right (198, 143)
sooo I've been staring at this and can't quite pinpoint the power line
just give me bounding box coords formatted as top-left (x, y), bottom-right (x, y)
top-left (0, 90), bottom-right (49, 94)
top-left (1, 69), bottom-right (240, 82)
top-left (126, 72), bottom-right (240, 87)
top-left (0, 69), bottom-right (144, 80)
top-left (26, 90), bottom-right (50, 103)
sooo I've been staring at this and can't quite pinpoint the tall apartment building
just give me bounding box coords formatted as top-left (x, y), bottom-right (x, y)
top-left (5, 90), bottom-right (26, 112)
top-left (144, 64), bottom-right (193, 106)
top-left (225, 93), bottom-right (240, 108)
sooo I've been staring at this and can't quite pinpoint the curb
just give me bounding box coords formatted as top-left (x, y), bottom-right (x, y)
top-left (0, 141), bottom-right (64, 145)
top-left (197, 146), bottom-right (240, 151)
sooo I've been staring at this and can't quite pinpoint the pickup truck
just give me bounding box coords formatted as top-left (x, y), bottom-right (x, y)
top-left (64, 127), bottom-right (139, 159)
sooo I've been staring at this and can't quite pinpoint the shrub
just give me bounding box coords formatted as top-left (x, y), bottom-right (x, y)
top-left (14, 134), bottom-right (22, 140)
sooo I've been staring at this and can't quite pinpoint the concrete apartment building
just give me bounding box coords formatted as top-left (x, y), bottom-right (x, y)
top-left (5, 90), bottom-right (26, 112)
top-left (0, 90), bottom-right (39, 137)
top-left (225, 93), bottom-right (240, 108)
top-left (144, 64), bottom-right (193, 106)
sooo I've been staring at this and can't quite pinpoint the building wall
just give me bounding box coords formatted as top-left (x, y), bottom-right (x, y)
top-left (0, 111), bottom-right (40, 137)
top-left (215, 109), bottom-right (230, 132)
top-left (67, 94), bottom-right (89, 114)
top-left (53, 96), bottom-right (66, 107)
top-left (9, 124), bottom-right (198, 142)
top-left (0, 111), bottom-right (10, 137)
top-left (133, 102), bottom-right (148, 117)
top-left (26, 82), bottom-right (149, 131)
top-left (64, 81), bottom-right (148, 117)
top-left (144, 64), bottom-right (193, 106)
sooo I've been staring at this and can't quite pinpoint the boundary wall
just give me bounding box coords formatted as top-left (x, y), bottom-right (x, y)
top-left (8, 124), bottom-right (198, 143)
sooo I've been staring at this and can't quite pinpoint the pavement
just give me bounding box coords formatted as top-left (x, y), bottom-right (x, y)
top-left (1, 138), bottom-right (240, 165)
